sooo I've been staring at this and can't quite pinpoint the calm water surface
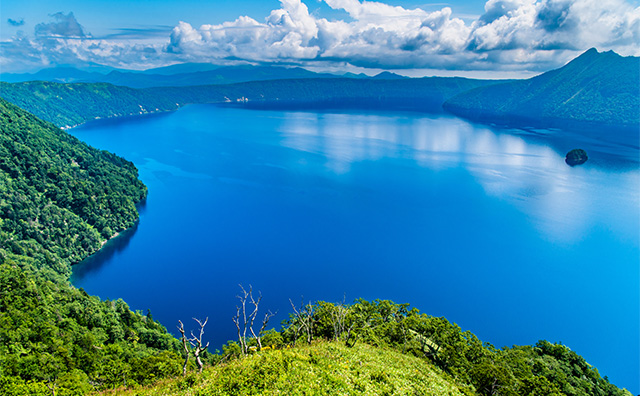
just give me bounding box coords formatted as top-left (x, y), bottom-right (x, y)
top-left (70, 105), bottom-right (639, 391)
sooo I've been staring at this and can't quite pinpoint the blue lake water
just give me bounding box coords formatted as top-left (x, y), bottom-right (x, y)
top-left (70, 105), bottom-right (639, 392)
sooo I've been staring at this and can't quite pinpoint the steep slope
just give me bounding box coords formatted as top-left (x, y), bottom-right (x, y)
top-left (0, 98), bottom-right (147, 269)
top-left (0, 98), bottom-right (180, 393)
top-left (443, 49), bottom-right (640, 131)
top-left (0, 81), bottom-right (179, 128)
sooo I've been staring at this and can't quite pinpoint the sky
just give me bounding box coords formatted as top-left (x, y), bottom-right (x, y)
top-left (1, 0), bottom-right (639, 77)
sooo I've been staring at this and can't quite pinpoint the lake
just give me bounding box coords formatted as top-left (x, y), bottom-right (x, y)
top-left (70, 104), bottom-right (639, 391)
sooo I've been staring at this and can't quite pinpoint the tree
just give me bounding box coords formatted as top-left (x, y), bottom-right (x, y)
top-left (232, 285), bottom-right (274, 355)
top-left (189, 318), bottom-right (209, 374)
top-left (177, 317), bottom-right (209, 374)
top-left (177, 320), bottom-right (190, 376)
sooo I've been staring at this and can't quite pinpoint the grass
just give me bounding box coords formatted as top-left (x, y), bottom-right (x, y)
top-left (96, 341), bottom-right (465, 396)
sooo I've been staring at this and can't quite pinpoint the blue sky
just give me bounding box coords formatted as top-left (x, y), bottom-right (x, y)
top-left (2, 0), bottom-right (639, 77)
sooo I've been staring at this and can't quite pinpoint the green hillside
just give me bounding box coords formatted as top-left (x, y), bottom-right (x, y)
top-left (0, 81), bottom-right (179, 128)
top-left (98, 341), bottom-right (465, 396)
top-left (0, 98), bottom-right (181, 394)
top-left (85, 296), bottom-right (632, 396)
top-left (443, 49), bottom-right (640, 130)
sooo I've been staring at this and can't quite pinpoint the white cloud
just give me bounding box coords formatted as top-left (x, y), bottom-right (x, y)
top-left (1, 0), bottom-right (638, 74)
top-left (35, 12), bottom-right (89, 38)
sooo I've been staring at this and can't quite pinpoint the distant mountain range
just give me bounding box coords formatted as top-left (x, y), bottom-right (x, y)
top-left (0, 64), bottom-right (396, 88)
top-left (0, 49), bottom-right (637, 142)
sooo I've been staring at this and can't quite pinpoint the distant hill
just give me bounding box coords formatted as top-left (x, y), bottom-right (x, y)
top-left (372, 71), bottom-right (408, 80)
top-left (443, 49), bottom-right (640, 134)
top-left (0, 81), bottom-right (179, 128)
top-left (0, 64), bottom-right (359, 88)
top-left (148, 77), bottom-right (499, 112)
top-left (0, 77), bottom-right (498, 127)
top-left (137, 62), bottom-right (221, 75)
top-left (96, 65), bottom-right (349, 88)
top-left (0, 67), bottom-right (106, 84)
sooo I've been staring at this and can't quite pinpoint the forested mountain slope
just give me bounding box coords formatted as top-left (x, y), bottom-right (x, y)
top-left (0, 81), bottom-right (179, 128)
top-left (444, 49), bottom-right (640, 131)
top-left (0, 98), bottom-right (180, 393)
top-left (0, 77), bottom-right (498, 128)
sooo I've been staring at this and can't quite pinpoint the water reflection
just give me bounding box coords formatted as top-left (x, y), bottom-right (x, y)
top-left (279, 112), bottom-right (639, 244)
top-left (71, 222), bottom-right (140, 281)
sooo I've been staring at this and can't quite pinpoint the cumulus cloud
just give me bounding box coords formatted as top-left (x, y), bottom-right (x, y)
top-left (7, 18), bottom-right (25, 27)
top-left (2, 0), bottom-right (639, 74)
top-left (35, 12), bottom-right (89, 38)
top-left (468, 0), bottom-right (640, 55)
top-left (165, 0), bottom-right (639, 71)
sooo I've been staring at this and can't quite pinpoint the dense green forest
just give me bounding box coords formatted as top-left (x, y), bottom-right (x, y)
top-left (0, 83), bottom-right (633, 395)
top-left (0, 98), bottom-right (147, 269)
top-left (0, 82), bottom-right (179, 128)
top-left (0, 98), bottom-right (181, 394)
top-left (444, 49), bottom-right (640, 131)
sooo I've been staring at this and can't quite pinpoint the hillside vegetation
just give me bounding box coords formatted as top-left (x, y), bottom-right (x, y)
top-left (0, 98), bottom-right (181, 394)
top-left (0, 98), bottom-right (147, 269)
top-left (444, 49), bottom-right (640, 131)
top-left (0, 82), bottom-right (179, 128)
top-left (82, 295), bottom-right (633, 396)
top-left (97, 342), bottom-right (465, 396)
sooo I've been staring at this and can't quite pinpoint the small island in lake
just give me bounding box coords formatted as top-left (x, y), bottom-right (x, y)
top-left (566, 149), bottom-right (588, 166)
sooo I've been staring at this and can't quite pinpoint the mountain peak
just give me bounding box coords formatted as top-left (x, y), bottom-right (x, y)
top-left (372, 71), bottom-right (406, 80)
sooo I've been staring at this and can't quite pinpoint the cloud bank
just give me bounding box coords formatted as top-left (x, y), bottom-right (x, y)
top-left (1, 0), bottom-right (638, 74)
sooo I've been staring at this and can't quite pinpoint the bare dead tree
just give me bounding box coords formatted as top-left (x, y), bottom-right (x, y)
top-left (232, 285), bottom-right (250, 355)
top-left (233, 284), bottom-right (273, 354)
top-left (289, 298), bottom-right (314, 344)
top-left (232, 304), bottom-right (246, 355)
top-left (177, 320), bottom-right (190, 376)
top-left (247, 288), bottom-right (261, 349)
top-left (189, 317), bottom-right (210, 374)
